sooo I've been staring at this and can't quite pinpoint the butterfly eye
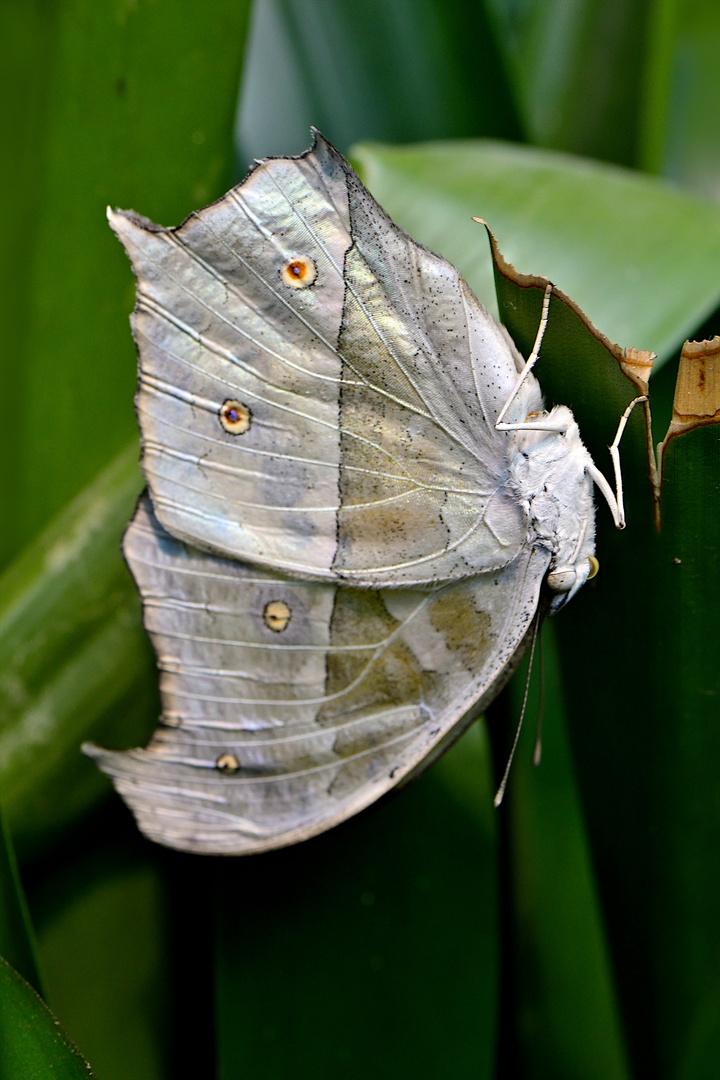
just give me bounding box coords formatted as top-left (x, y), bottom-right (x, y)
top-left (546, 567), bottom-right (577, 593)
top-left (219, 399), bottom-right (252, 435)
top-left (547, 555), bottom-right (598, 594)
top-left (216, 753), bottom-right (240, 773)
top-left (263, 599), bottom-right (292, 633)
top-left (280, 256), bottom-right (317, 289)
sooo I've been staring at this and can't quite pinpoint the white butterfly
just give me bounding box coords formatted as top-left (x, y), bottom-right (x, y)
top-left (85, 132), bottom-right (641, 854)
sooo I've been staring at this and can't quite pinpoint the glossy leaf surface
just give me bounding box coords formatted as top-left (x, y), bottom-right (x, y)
top-left (0, 955), bottom-right (94, 1078)
top-left (0, 445), bottom-right (152, 850)
top-left (352, 139), bottom-right (720, 366)
top-left (215, 726), bottom-right (498, 1080)
top-left (0, 0), bottom-right (252, 569)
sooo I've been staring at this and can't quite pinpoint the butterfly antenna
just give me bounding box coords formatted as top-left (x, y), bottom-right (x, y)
top-left (494, 614), bottom-right (541, 808)
top-left (532, 629), bottom-right (545, 766)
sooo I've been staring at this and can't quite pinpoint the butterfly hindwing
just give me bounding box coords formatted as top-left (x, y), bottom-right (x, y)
top-left (86, 496), bottom-right (550, 854)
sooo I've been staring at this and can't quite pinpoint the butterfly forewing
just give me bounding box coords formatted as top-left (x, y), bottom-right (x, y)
top-left (109, 137), bottom-right (352, 575)
top-left (333, 168), bottom-right (541, 583)
top-left (110, 133), bottom-right (542, 586)
top-left (86, 497), bottom-right (549, 854)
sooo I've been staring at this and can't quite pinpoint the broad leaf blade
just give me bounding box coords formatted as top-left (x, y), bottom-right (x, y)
top-left (0, 0), bottom-right (253, 570)
top-left (0, 955), bottom-right (94, 1078)
top-left (354, 137), bottom-right (720, 1078)
top-left (502, 629), bottom-right (631, 1080)
top-left (0, 0), bottom-right (253, 849)
top-left (215, 728), bottom-right (499, 1080)
top-left (0, 444), bottom-right (153, 849)
top-left (352, 138), bottom-right (720, 366)
top-left (645, 2), bottom-right (720, 198)
top-left (34, 844), bottom-right (172, 1080)
top-left (557, 418), bottom-right (720, 1080)
top-left (485, 0), bottom-right (649, 167)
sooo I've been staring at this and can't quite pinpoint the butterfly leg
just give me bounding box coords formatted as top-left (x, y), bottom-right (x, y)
top-left (499, 389), bottom-right (647, 527)
top-left (586, 394), bottom-right (647, 529)
top-left (495, 283), bottom-right (554, 429)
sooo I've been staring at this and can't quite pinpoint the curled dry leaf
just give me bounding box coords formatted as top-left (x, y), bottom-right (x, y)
top-left (655, 335), bottom-right (720, 519)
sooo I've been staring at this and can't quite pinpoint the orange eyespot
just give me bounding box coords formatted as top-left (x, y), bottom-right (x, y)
top-left (263, 599), bottom-right (292, 633)
top-left (280, 256), bottom-right (317, 289)
top-left (219, 399), bottom-right (251, 435)
top-left (588, 556), bottom-right (600, 579)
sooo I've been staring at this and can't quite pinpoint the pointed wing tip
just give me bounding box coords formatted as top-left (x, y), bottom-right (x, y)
top-left (309, 127), bottom-right (341, 157)
top-left (81, 741), bottom-right (110, 773)
top-left (107, 205), bottom-right (135, 223)
top-left (106, 205), bottom-right (127, 231)
top-left (307, 129), bottom-right (348, 173)
top-left (82, 740), bottom-right (106, 762)
top-left (106, 205), bottom-right (138, 244)
top-left (82, 740), bottom-right (135, 773)
top-left (107, 205), bottom-right (162, 244)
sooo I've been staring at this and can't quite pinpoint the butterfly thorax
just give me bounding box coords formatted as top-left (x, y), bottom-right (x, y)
top-left (507, 405), bottom-right (596, 608)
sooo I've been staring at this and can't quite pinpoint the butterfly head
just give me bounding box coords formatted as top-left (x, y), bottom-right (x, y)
top-left (546, 553), bottom-right (599, 610)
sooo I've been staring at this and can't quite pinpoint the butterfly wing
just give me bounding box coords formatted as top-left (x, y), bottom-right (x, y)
top-left (109, 136), bottom-right (351, 579)
top-left (85, 496), bottom-right (550, 854)
top-left (109, 133), bottom-right (542, 587)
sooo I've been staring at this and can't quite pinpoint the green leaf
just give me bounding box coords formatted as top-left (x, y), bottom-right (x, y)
top-left (636, 0), bottom-right (678, 174)
top-left (236, 0), bottom-right (521, 161)
top-left (0, 444), bottom-right (155, 851)
top-left (34, 844), bottom-right (171, 1080)
top-left (0, 802), bottom-right (43, 994)
top-left (0, 0), bottom-right (254, 850)
top-left (484, 0), bottom-right (651, 167)
top-left (0, 0), bottom-right (253, 570)
top-left (215, 727), bottom-right (499, 1080)
top-left (642, 0), bottom-right (720, 198)
top-left (0, 954), bottom-right (94, 1078)
top-left (556, 419), bottom-right (720, 1080)
top-left (351, 138), bottom-right (720, 367)
top-left (501, 631), bottom-right (631, 1080)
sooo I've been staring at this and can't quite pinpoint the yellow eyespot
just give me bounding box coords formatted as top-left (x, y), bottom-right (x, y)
top-left (263, 599), bottom-right (292, 633)
top-left (588, 556), bottom-right (600, 579)
top-left (280, 256), bottom-right (317, 289)
top-left (216, 752), bottom-right (240, 773)
top-left (220, 399), bottom-right (252, 435)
